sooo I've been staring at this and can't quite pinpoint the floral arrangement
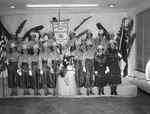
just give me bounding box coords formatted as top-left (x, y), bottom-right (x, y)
top-left (62, 55), bottom-right (75, 68)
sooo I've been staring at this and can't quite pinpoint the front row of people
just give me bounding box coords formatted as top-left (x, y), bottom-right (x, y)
top-left (6, 40), bottom-right (122, 96)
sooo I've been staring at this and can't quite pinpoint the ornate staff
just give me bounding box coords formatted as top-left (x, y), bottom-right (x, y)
top-left (119, 17), bottom-right (127, 50)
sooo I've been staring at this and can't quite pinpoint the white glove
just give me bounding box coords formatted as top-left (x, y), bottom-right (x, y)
top-left (40, 70), bottom-right (43, 75)
top-left (105, 66), bottom-right (110, 74)
top-left (95, 71), bottom-right (98, 75)
top-left (17, 69), bottom-right (22, 76)
top-left (29, 70), bottom-right (32, 76)
top-left (118, 53), bottom-right (122, 58)
top-left (83, 67), bottom-right (86, 72)
top-left (59, 63), bottom-right (63, 70)
top-left (51, 69), bottom-right (54, 73)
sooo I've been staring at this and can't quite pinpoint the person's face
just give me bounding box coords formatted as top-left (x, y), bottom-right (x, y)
top-left (23, 49), bottom-right (27, 54)
top-left (81, 40), bottom-right (86, 45)
top-left (87, 33), bottom-right (92, 38)
top-left (53, 46), bottom-right (57, 51)
top-left (11, 47), bottom-right (16, 52)
top-left (110, 43), bottom-right (116, 49)
top-left (75, 45), bottom-right (80, 50)
top-left (98, 34), bottom-right (103, 38)
top-left (63, 44), bottom-right (67, 50)
top-left (44, 47), bottom-right (49, 52)
top-left (87, 45), bottom-right (92, 50)
top-left (33, 49), bottom-right (38, 54)
top-left (109, 34), bottom-right (114, 40)
top-left (18, 38), bottom-right (22, 42)
top-left (31, 35), bottom-right (36, 40)
top-left (12, 35), bottom-right (16, 40)
top-left (70, 33), bottom-right (75, 38)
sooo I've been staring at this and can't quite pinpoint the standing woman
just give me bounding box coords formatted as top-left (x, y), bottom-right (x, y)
top-left (68, 30), bottom-right (78, 52)
top-left (83, 40), bottom-right (95, 95)
top-left (39, 42), bottom-right (53, 95)
top-left (18, 44), bottom-right (31, 95)
top-left (29, 44), bottom-right (41, 95)
top-left (72, 40), bottom-right (84, 95)
top-left (80, 37), bottom-right (87, 52)
top-left (106, 40), bottom-right (122, 95)
top-left (50, 42), bottom-right (62, 95)
top-left (6, 43), bottom-right (21, 96)
top-left (94, 45), bottom-right (107, 95)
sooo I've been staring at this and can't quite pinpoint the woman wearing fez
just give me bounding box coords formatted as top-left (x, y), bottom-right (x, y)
top-left (96, 29), bottom-right (109, 53)
top-left (86, 30), bottom-right (95, 51)
top-left (94, 45), bottom-right (108, 95)
top-left (83, 40), bottom-right (95, 95)
top-left (6, 43), bottom-right (21, 96)
top-left (72, 40), bottom-right (84, 95)
top-left (50, 42), bottom-right (62, 95)
top-left (18, 44), bottom-right (31, 95)
top-left (29, 44), bottom-right (41, 95)
top-left (106, 40), bottom-right (122, 95)
top-left (80, 37), bottom-right (87, 52)
top-left (39, 42), bottom-right (53, 95)
top-left (68, 30), bottom-right (78, 52)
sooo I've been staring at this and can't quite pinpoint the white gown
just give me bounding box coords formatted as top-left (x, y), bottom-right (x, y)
top-left (56, 65), bottom-right (78, 96)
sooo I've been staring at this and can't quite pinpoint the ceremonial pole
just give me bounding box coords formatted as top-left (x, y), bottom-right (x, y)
top-left (58, 9), bottom-right (60, 21)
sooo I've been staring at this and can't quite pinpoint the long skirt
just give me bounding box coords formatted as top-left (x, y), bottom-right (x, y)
top-left (84, 59), bottom-right (95, 88)
top-left (52, 60), bottom-right (61, 88)
top-left (41, 60), bottom-right (54, 88)
top-left (19, 62), bottom-right (30, 89)
top-left (30, 62), bottom-right (42, 89)
top-left (74, 60), bottom-right (84, 87)
top-left (94, 64), bottom-right (107, 88)
top-left (7, 61), bottom-right (19, 88)
top-left (56, 65), bottom-right (77, 96)
top-left (108, 60), bottom-right (122, 85)
top-left (107, 74), bottom-right (121, 85)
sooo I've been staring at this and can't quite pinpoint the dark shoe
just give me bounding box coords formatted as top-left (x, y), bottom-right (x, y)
top-left (114, 91), bottom-right (118, 95)
top-left (78, 91), bottom-right (82, 95)
top-left (23, 92), bottom-right (27, 95)
top-left (37, 92), bottom-right (41, 95)
top-left (90, 91), bottom-right (95, 95)
top-left (101, 88), bottom-right (105, 95)
top-left (10, 92), bottom-right (14, 96)
top-left (34, 92), bottom-right (37, 95)
top-left (27, 91), bottom-right (30, 95)
top-left (87, 91), bottom-right (90, 96)
top-left (98, 89), bottom-right (101, 95)
top-left (45, 92), bottom-right (48, 96)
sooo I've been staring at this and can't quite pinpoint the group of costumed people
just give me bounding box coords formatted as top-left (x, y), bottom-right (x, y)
top-left (4, 29), bottom-right (122, 96)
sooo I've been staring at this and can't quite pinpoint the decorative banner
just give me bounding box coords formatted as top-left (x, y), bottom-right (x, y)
top-left (51, 19), bottom-right (70, 45)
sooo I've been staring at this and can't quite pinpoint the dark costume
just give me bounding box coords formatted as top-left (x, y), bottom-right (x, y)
top-left (18, 54), bottom-right (31, 89)
top-left (30, 54), bottom-right (42, 90)
top-left (7, 52), bottom-right (20, 88)
top-left (107, 48), bottom-right (122, 95)
top-left (72, 50), bottom-right (84, 87)
top-left (39, 52), bottom-right (54, 89)
top-left (107, 49), bottom-right (121, 85)
top-left (83, 50), bottom-right (95, 88)
top-left (94, 53), bottom-right (107, 87)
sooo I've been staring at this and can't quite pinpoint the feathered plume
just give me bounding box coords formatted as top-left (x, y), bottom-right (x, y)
top-left (15, 20), bottom-right (27, 35)
top-left (96, 22), bottom-right (109, 38)
top-left (76, 29), bottom-right (89, 38)
top-left (74, 16), bottom-right (92, 32)
top-left (0, 21), bottom-right (11, 40)
top-left (23, 25), bottom-right (44, 40)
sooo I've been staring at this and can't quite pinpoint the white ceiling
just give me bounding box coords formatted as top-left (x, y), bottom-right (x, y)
top-left (0, 0), bottom-right (149, 14)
